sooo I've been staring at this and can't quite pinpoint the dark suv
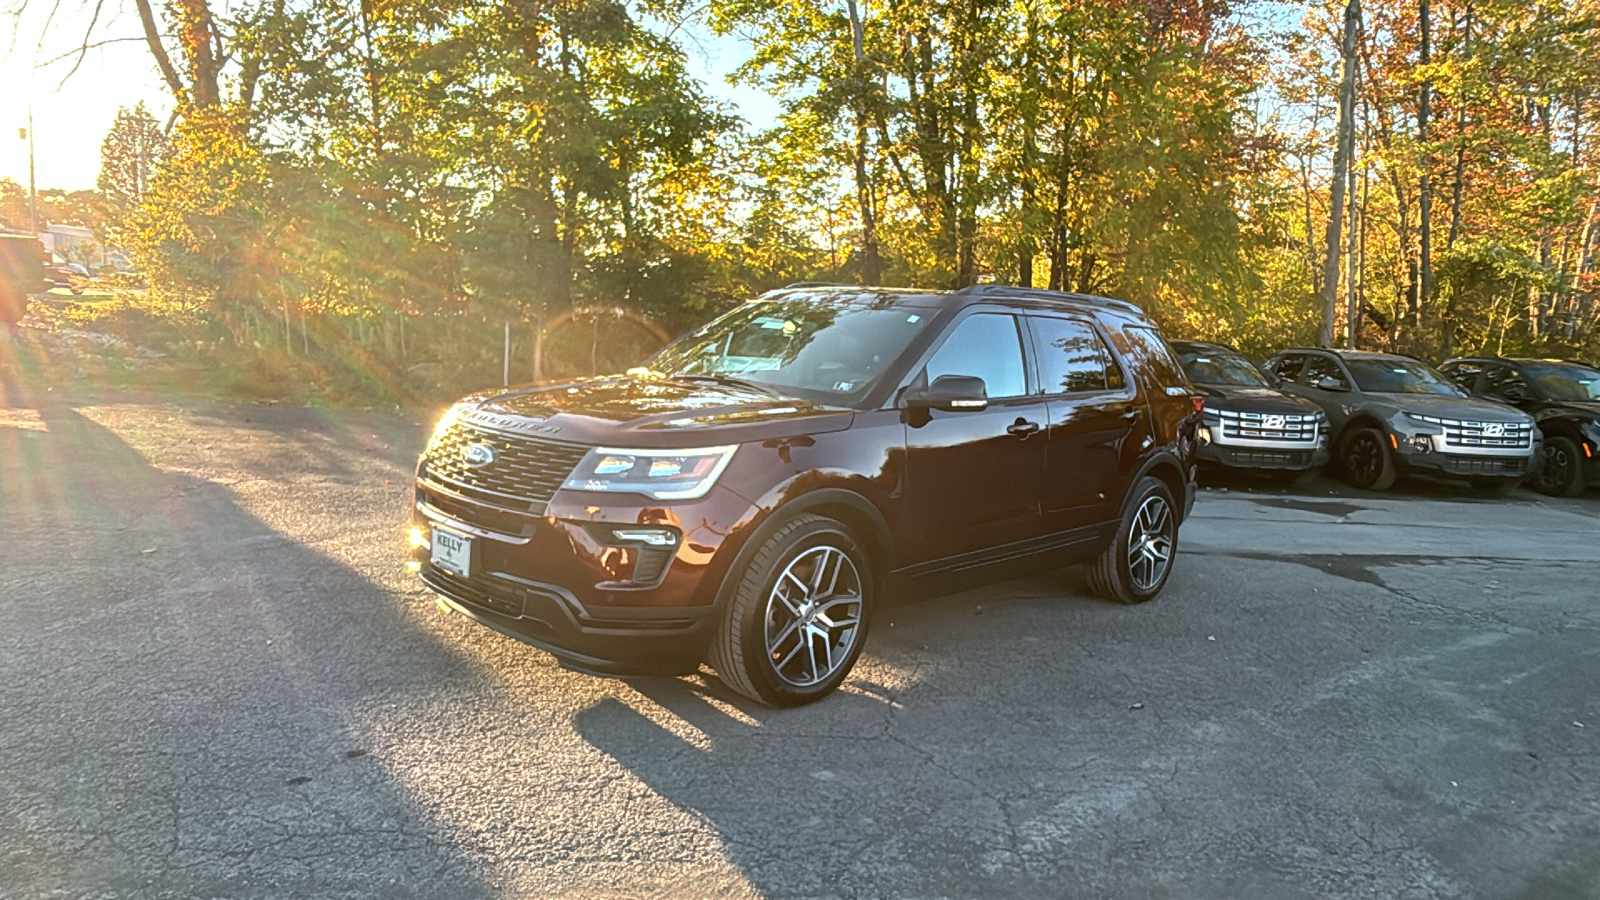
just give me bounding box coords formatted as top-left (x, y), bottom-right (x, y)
top-left (1170, 341), bottom-right (1329, 482)
top-left (1263, 348), bottom-right (1539, 493)
top-left (1439, 357), bottom-right (1600, 497)
top-left (412, 285), bottom-right (1200, 706)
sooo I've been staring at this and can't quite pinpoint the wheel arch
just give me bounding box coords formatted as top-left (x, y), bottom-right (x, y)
top-left (769, 488), bottom-right (896, 583)
top-left (1334, 413), bottom-right (1392, 450)
top-left (1131, 452), bottom-right (1190, 524)
top-left (708, 488), bottom-right (896, 612)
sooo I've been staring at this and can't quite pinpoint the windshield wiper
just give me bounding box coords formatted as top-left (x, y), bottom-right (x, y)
top-left (669, 373), bottom-right (780, 396)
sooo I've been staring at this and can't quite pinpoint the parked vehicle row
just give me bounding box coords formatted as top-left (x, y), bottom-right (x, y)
top-left (411, 283), bottom-right (1202, 706)
top-left (1172, 340), bottom-right (1600, 498)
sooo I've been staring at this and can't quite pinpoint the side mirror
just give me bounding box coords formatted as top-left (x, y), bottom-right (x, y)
top-left (1313, 376), bottom-right (1349, 392)
top-left (905, 374), bottom-right (989, 412)
top-left (1264, 370), bottom-right (1284, 388)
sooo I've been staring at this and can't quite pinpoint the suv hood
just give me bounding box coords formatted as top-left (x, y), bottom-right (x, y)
top-left (455, 376), bottom-right (856, 447)
top-left (1196, 383), bottom-right (1323, 415)
top-left (1536, 400), bottom-right (1600, 422)
top-left (1382, 392), bottom-right (1532, 423)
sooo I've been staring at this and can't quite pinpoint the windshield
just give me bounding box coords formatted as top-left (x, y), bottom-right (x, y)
top-left (1522, 362), bottom-right (1600, 401)
top-left (1175, 348), bottom-right (1269, 387)
top-left (647, 293), bottom-right (938, 404)
top-left (1345, 358), bottom-right (1462, 395)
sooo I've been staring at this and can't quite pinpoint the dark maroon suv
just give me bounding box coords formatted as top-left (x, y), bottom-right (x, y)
top-left (411, 285), bottom-right (1201, 705)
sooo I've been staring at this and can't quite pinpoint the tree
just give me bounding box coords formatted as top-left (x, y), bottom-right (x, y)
top-left (1320, 0), bottom-right (1363, 347)
top-left (98, 103), bottom-right (170, 212)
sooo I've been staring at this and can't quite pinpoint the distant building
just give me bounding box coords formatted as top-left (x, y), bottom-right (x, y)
top-left (37, 225), bottom-right (132, 273)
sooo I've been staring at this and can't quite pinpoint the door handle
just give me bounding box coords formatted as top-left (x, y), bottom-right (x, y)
top-left (1007, 419), bottom-right (1041, 437)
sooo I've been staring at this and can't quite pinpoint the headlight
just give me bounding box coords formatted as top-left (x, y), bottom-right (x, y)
top-left (562, 445), bottom-right (738, 500)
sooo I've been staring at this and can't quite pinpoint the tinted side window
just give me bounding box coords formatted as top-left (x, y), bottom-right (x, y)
top-left (1270, 354), bottom-right (1306, 382)
top-left (1121, 325), bottom-right (1187, 390)
top-left (1482, 364), bottom-right (1530, 401)
top-left (925, 313), bottom-right (1028, 399)
top-left (1441, 360), bottom-right (1483, 392)
top-left (1031, 317), bottom-right (1119, 394)
top-left (1300, 356), bottom-right (1349, 389)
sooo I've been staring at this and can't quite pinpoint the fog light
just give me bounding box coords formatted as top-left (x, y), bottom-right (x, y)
top-left (406, 560), bottom-right (422, 573)
top-left (1411, 436), bottom-right (1431, 453)
top-left (612, 527), bottom-right (678, 547)
top-left (1198, 426), bottom-right (1211, 444)
top-left (408, 526), bottom-right (428, 549)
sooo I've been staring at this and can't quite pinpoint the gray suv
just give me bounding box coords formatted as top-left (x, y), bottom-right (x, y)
top-left (1263, 349), bottom-right (1538, 493)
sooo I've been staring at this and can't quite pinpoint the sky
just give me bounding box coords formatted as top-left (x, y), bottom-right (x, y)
top-left (0, 4), bottom-right (777, 193)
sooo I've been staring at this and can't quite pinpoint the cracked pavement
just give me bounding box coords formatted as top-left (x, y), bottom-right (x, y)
top-left (2, 396), bottom-right (1599, 898)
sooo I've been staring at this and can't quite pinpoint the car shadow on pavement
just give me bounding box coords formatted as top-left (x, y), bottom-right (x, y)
top-left (0, 399), bottom-right (498, 899)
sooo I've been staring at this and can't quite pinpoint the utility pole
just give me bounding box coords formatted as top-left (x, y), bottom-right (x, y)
top-left (23, 109), bottom-right (38, 234)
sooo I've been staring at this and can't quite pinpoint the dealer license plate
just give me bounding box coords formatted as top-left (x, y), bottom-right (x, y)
top-left (431, 526), bottom-right (472, 578)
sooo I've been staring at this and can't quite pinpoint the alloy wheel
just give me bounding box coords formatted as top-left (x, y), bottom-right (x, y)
top-left (1125, 495), bottom-right (1174, 593)
top-left (1346, 433), bottom-right (1381, 484)
top-left (1536, 443), bottom-right (1574, 493)
top-left (764, 545), bottom-right (863, 688)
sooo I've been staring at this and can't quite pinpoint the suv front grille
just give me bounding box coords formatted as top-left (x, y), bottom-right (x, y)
top-left (1442, 420), bottom-right (1533, 450)
top-left (1216, 409), bottom-right (1321, 443)
top-left (1407, 413), bottom-right (1534, 450)
top-left (422, 422), bottom-right (589, 512)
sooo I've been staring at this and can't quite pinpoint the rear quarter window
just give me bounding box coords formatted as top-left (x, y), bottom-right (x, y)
top-left (1119, 325), bottom-right (1190, 394)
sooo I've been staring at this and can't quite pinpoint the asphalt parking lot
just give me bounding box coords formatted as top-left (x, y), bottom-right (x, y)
top-left (3, 397), bottom-right (1598, 899)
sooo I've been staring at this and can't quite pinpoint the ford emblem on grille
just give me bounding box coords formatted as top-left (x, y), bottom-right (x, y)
top-left (462, 443), bottom-right (496, 468)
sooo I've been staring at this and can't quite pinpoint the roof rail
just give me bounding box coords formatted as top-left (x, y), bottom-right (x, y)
top-left (953, 284), bottom-right (1145, 316)
top-left (783, 281), bottom-right (856, 289)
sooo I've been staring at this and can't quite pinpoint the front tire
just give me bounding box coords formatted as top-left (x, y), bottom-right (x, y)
top-left (1340, 427), bottom-right (1397, 491)
top-left (1088, 476), bottom-right (1178, 605)
top-left (708, 514), bottom-right (871, 707)
top-left (1530, 436), bottom-right (1586, 498)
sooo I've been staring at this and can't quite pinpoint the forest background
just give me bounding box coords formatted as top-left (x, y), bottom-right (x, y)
top-left (3, 0), bottom-right (1597, 405)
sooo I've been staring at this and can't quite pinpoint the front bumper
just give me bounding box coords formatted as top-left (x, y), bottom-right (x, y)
top-left (410, 476), bottom-right (759, 675)
top-left (1391, 441), bottom-right (1539, 481)
top-left (1197, 442), bottom-right (1330, 471)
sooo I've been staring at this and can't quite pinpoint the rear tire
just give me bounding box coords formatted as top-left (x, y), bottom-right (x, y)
top-left (1530, 436), bottom-right (1586, 498)
top-left (1088, 476), bottom-right (1178, 605)
top-left (1340, 427), bottom-right (1397, 491)
top-left (708, 514), bottom-right (872, 707)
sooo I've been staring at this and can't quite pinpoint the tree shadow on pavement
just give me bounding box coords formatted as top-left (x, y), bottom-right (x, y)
top-left (0, 397), bottom-right (498, 899)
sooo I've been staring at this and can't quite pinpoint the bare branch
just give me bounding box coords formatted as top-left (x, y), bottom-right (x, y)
top-left (51, 0), bottom-right (104, 88)
top-left (35, 34), bottom-right (168, 68)
top-left (133, 0), bottom-right (186, 102)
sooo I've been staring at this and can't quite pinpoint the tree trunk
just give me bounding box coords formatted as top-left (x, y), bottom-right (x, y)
top-left (1320, 0), bottom-right (1361, 348)
top-left (133, 0), bottom-right (186, 103)
top-left (1447, 1), bottom-right (1471, 250)
top-left (175, 0), bottom-right (222, 108)
top-left (1417, 0), bottom-right (1434, 325)
top-left (846, 0), bottom-right (881, 286)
